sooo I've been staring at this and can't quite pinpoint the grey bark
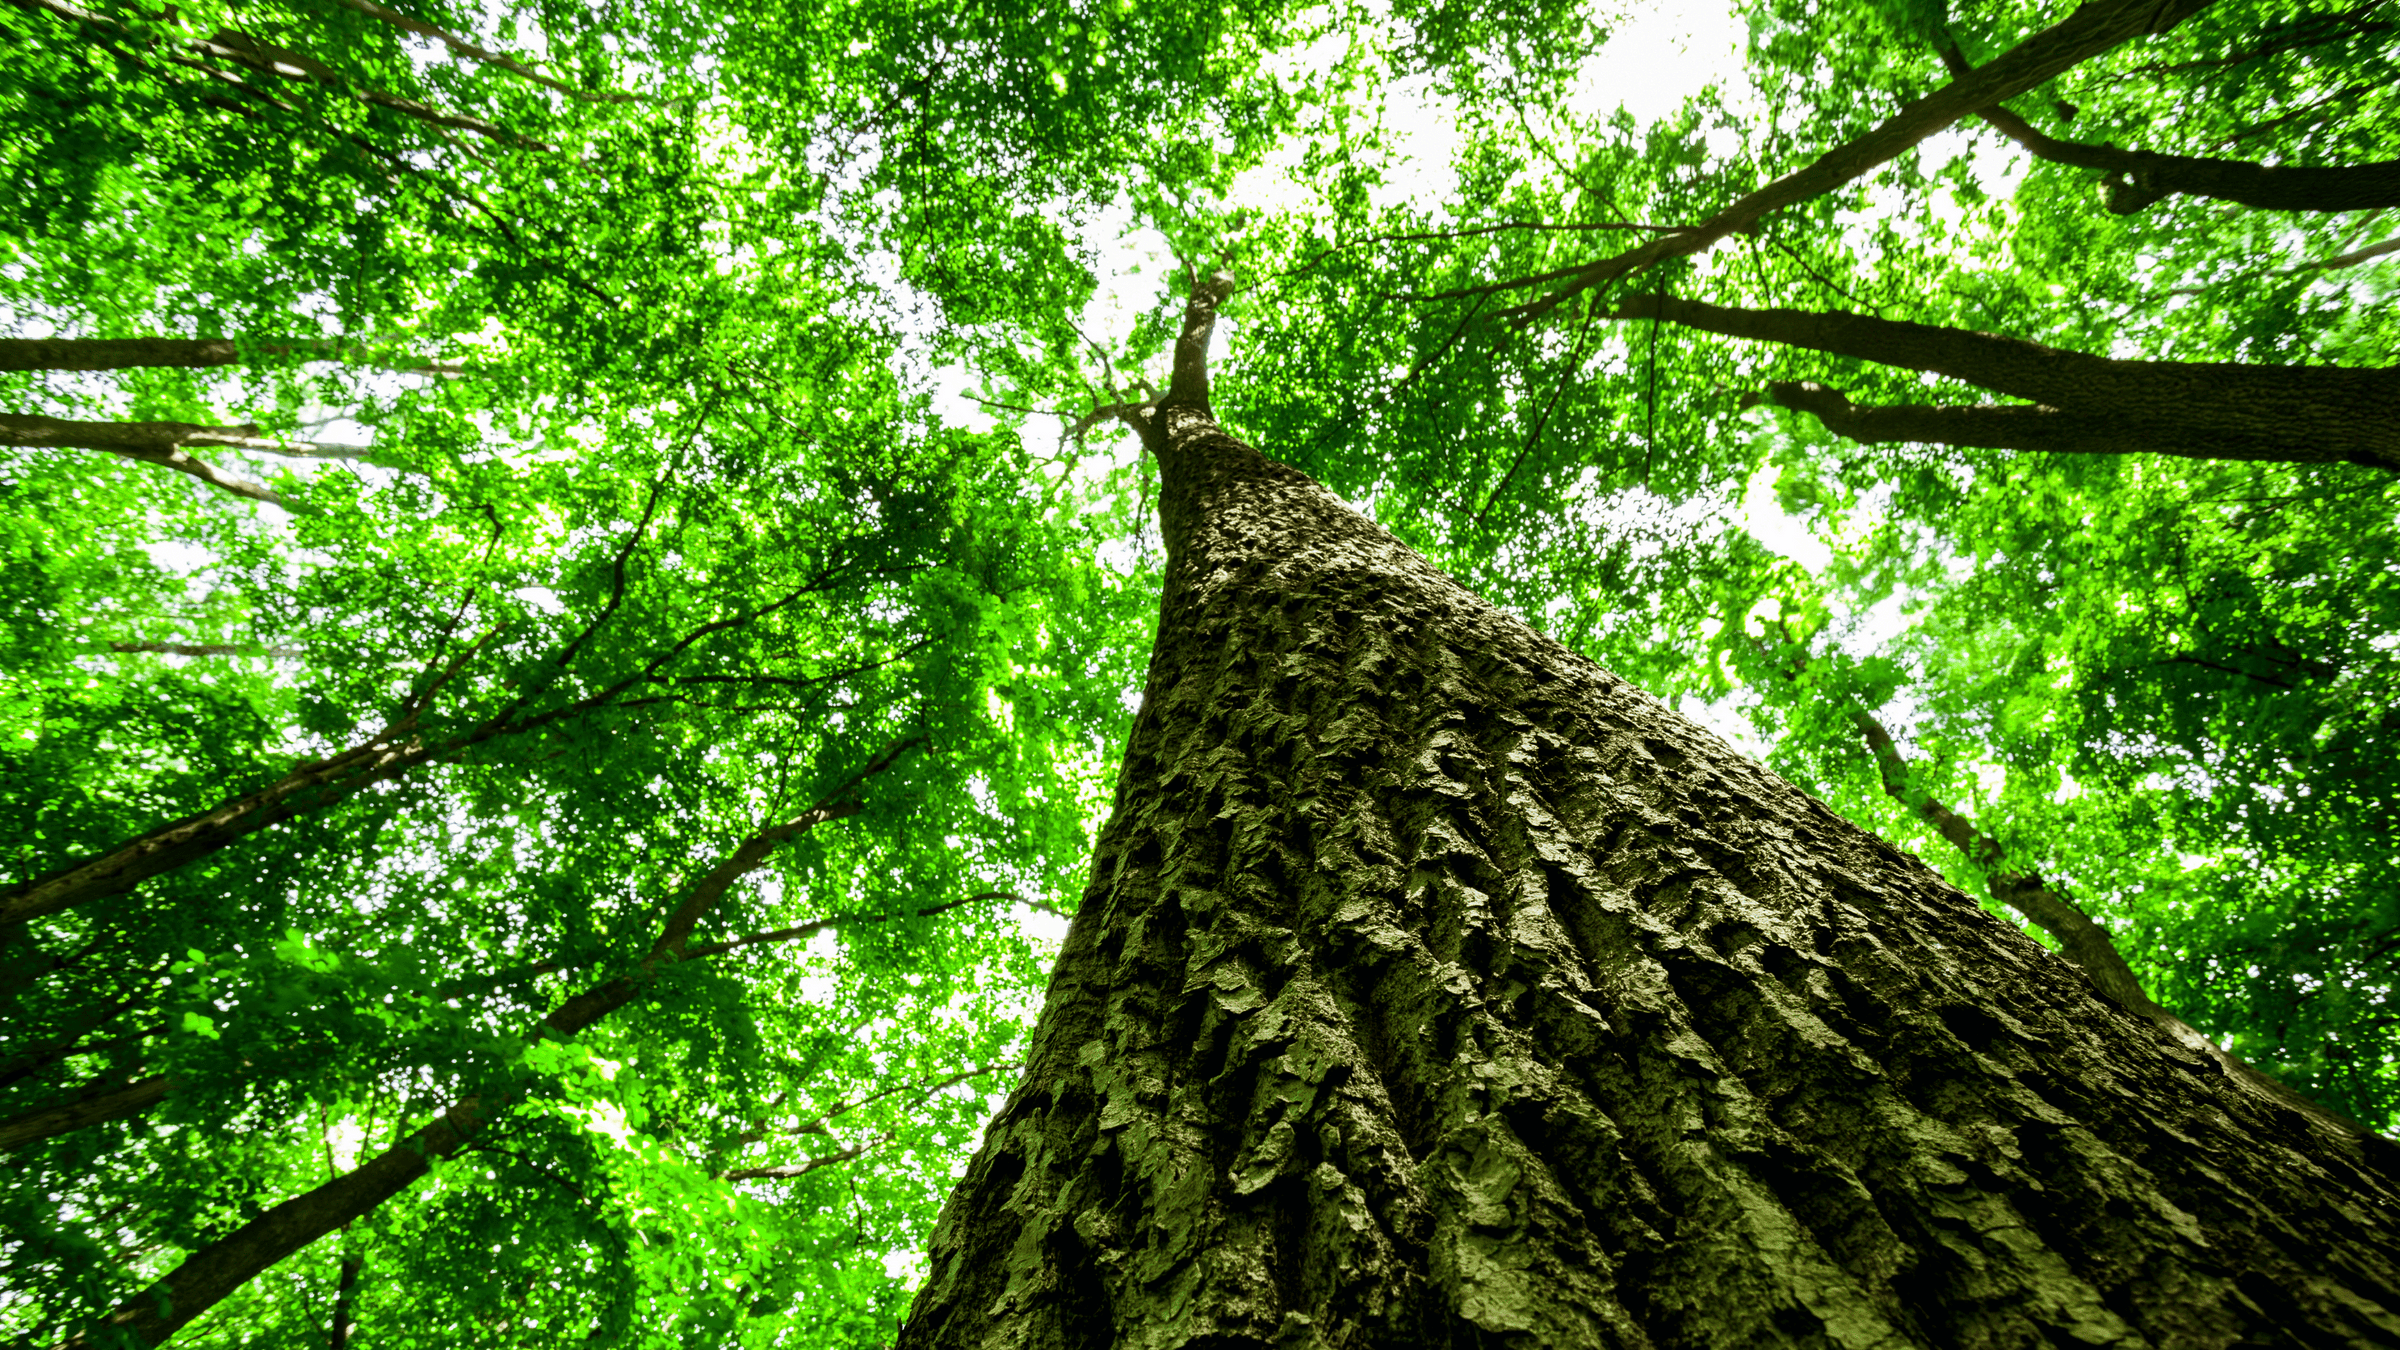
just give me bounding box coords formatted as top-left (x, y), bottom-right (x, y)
top-left (0, 413), bottom-right (304, 506)
top-left (900, 277), bottom-right (2400, 1349)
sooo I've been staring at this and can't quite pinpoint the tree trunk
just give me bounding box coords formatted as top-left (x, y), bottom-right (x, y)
top-left (0, 1074), bottom-right (168, 1151)
top-left (0, 336), bottom-right (469, 375)
top-left (899, 278), bottom-right (2400, 1349)
top-left (0, 413), bottom-right (302, 506)
top-left (0, 338), bottom-right (246, 371)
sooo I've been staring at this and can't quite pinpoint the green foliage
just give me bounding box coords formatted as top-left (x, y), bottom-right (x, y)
top-left (4, 0), bottom-right (2397, 1340)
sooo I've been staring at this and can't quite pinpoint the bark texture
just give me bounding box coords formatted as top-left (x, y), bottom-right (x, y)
top-left (1605, 295), bottom-right (2400, 469)
top-left (901, 280), bottom-right (2400, 1350)
top-left (1835, 701), bottom-right (2358, 1138)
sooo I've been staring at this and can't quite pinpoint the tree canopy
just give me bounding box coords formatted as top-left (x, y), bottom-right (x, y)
top-left (3, 0), bottom-right (2394, 1343)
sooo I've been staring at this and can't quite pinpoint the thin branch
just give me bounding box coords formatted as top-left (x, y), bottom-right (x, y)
top-left (96, 641), bottom-right (305, 659)
top-left (1474, 298), bottom-right (1599, 523)
top-left (326, 0), bottom-right (642, 104)
top-left (1273, 219), bottom-right (1682, 282)
top-left (1500, 0), bottom-right (2222, 322)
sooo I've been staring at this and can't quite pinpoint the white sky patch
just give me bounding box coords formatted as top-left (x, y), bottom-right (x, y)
top-left (1572, 0), bottom-right (1749, 126)
top-left (1738, 462), bottom-right (1831, 571)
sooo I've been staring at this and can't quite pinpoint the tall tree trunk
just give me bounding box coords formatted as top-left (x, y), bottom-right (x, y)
top-left (899, 277), bottom-right (2400, 1349)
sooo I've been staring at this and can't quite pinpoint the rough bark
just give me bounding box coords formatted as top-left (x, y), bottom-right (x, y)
top-left (900, 277), bottom-right (2400, 1350)
top-left (0, 1074), bottom-right (168, 1151)
top-left (1935, 38), bottom-right (2400, 214)
top-left (62, 761), bottom-right (896, 1348)
top-left (1504, 0), bottom-right (2221, 321)
top-left (1601, 295), bottom-right (2400, 469)
top-left (1838, 701), bottom-right (2360, 1138)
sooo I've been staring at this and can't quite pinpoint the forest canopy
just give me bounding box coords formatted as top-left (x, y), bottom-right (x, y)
top-left (2, 0), bottom-right (2394, 1343)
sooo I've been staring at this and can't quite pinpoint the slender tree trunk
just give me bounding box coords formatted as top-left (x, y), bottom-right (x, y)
top-left (0, 338), bottom-right (245, 371)
top-left (900, 277), bottom-right (2400, 1349)
top-left (327, 1252), bottom-right (361, 1350)
top-left (0, 413), bottom-right (301, 506)
top-left (0, 1074), bottom-right (168, 1151)
top-left (0, 337), bottom-right (467, 376)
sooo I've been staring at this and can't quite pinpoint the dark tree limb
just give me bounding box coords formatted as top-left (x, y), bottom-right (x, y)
top-left (0, 336), bottom-right (470, 375)
top-left (0, 1074), bottom-right (169, 1151)
top-left (1595, 293), bottom-right (2400, 469)
top-left (1502, 0), bottom-right (2222, 322)
top-left (97, 641), bottom-right (307, 659)
top-left (1936, 37), bottom-right (2400, 213)
top-left (1748, 380), bottom-right (2399, 471)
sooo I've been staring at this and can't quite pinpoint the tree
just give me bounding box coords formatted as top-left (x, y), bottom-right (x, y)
top-left (1207, 0), bottom-right (2400, 1129)
top-left (901, 273), bottom-right (2400, 1348)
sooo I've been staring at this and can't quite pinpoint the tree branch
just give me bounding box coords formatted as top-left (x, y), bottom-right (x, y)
top-left (0, 412), bottom-right (308, 508)
top-left (325, 0), bottom-right (641, 105)
top-left (1500, 0), bottom-right (2222, 322)
top-left (1936, 37), bottom-right (2400, 214)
